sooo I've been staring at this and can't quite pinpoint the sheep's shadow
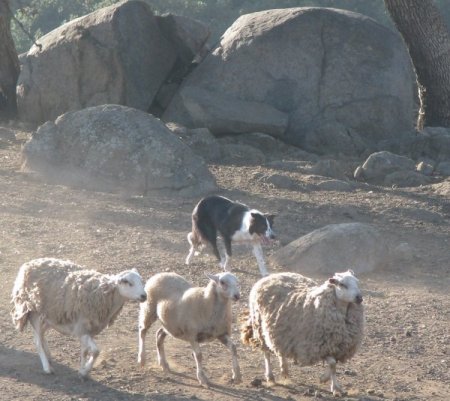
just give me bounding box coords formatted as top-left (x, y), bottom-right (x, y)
top-left (159, 371), bottom-right (297, 401)
top-left (0, 345), bottom-right (189, 401)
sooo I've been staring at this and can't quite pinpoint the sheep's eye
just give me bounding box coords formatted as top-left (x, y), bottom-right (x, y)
top-left (339, 282), bottom-right (348, 289)
top-left (220, 280), bottom-right (228, 288)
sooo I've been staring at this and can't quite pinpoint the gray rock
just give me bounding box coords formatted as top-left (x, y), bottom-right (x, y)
top-left (302, 121), bottom-right (366, 156)
top-left (383, 170), bottom-right (432, 187)
top-left (163, 86), bottom-right (288, 136)
top-left (263, 174), bottom-right (298, 190)
top-left (17, 3), bottom-right (206, 126)
top-left (163, 8), bottom-right (415, 155)
top-left (182, 127), bottom-right (222, 163)
top-left (436, 161), bottom-right (450, 176)
top-left (220, 143), bottom-right (266, 165)
top-left (235, 132), bottom-right (283, 154)
top-left (271, 222), bottom-right (388, 275)
top-left (389, 242), bottom-right (417, 264)
top-left (21, 105), bottom-right (216, 196)
top-left (357, 151), bottom-right (416, 183)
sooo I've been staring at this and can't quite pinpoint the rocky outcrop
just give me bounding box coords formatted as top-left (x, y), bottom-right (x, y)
top-left (21, 105), bottom-right (216, 196)
top-left (271, 222), bottom-right (389, 275)
top-left (16, 1), bottom-right (210, 125)
top-left (163, 7), bottom-right (415, 155)
top-left (354, 151), bottom-right (434, 187)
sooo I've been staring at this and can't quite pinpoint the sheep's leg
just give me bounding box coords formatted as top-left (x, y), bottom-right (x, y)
top-left (29, 313), bottom-right (54, 374)
top-left (137, 325), bottom-right (148, 367)
top-left (264, 350), bottom-right (275, 383)
top-left (137, 305), bottom-right (157, 367)
top-left (79, 335), bottom-right (99, 378)
top-left (218, 334), bottom-right (242, 384)
top-left (156, 328), bottom-right (170, 372)
top-left (252, 243), bottom-right (268, 276)
top-left (321, 356), bottom-right (343, 396)
top-left (190, 341), bottom-right (209, 387)
top-left (279, 355), bottom-right (289, 380)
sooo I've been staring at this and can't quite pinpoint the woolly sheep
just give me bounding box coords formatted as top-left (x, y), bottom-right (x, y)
top-left (10, 258), bottom-right (147, 377)
top-left (138, 271), bottom-right (242, 386)
top-left (241, 270), bottom-right (364, 395)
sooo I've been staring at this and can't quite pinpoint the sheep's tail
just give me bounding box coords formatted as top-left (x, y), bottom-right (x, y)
top-left (10, 267), bottom-right (35, 332)
top-left (240, 309), bottom-right (261, 348)
top-left (10, 295), bottom-right (32, 332)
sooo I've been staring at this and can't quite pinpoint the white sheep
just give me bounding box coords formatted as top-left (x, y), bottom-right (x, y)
top-left (137, 271), bottom-right (242, 386)
top-left (10, 257), bottom-right (147, 377)
top-left (241, 270), bottom-right (364, 395)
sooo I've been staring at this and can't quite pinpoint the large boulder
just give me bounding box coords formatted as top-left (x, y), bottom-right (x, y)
top-left (21, 105), bottom-right (217, 196)
top-left (354, 150), bottom-right (434, 187)
top-left (163, 7), bottom-right (415, 155)
top-left (271, 223), bottom-right (389, 275)
top-left (16, 1), bottom-right (209, 125)
top-left (355, 151), bottom-right (415, 181)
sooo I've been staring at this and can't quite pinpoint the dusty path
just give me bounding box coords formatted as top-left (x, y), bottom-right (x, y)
top-left (0, 126), bottom-right (449, 401)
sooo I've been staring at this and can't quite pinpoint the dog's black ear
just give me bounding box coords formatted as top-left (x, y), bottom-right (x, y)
top-left (266, 214), bottom-right (276, 226)
top-left (250, 212), bottom-right (258, 219)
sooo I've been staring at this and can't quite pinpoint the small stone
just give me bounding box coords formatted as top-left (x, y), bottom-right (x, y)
top-left (344, 369), bottom-right (357, 376)
top-left (304, 388), bottom-right (315, 396)
top-left (405, 329), bottom-right (413, 337)
top-left (250, 378), bottom-right (263, 387)
top-left (366, 388), bottom-right (376, 394)
top-left (390, 336), bottom-right (397, 342)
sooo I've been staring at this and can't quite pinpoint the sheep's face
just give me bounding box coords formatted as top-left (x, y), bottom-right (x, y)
top-left (116, 269), bottom-right (147, 302)
top-left (206, 272), bottom-right (240, 301)
top-left (329, 270), bottom-right (363, 304)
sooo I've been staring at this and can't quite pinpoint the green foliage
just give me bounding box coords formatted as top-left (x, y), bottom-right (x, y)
top-left (10, 0), bottom-right (450, 54)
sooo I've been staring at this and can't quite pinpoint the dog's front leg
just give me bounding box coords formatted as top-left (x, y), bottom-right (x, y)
top-left (253, 243), bottom-right (268, 276)
top-left (221, 253), bottom-right (232, 271)
top-left (221, 238), bottom-right (232, 271)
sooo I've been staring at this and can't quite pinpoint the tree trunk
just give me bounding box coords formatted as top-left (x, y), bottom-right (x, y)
top-left (0, 0), bottom-right (19, 120)
top-left (385, 0), bottom-right (450, 129)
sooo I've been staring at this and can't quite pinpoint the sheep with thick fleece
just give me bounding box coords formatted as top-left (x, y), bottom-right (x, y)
top-left (241, 270), bottom-right (364, 395)
top-left (138, 271), bottom-right (242, 386)
top-left (11, 258), bottom-right (147, 377)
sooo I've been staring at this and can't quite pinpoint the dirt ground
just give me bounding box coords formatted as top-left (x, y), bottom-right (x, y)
top-left (0, 125), bottom-right (449, 401)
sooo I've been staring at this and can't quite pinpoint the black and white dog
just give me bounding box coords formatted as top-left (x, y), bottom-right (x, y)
top-left (185, 195), bottom-right (275, 276)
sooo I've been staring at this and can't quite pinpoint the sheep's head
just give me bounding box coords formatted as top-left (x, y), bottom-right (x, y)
top-left (206, 272), bottom-right (240, 301)
top-left (115, 268), bottom-right (147, 302)
top-left (328, 270), bottom-right (363, 304)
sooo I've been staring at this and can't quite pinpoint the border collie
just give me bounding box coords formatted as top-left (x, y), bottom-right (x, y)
top-left (185, 195), bottom-right (275, 276)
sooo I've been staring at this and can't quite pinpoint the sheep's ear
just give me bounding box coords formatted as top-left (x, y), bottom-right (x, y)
top-left (328, 278), bottom-right (339, 286)
top-left (131, 267), bottom-right (139, 274)
top-left (205, 273), bottom-right (219, 283)
top-left (347, 269), bottom-right (355, 276)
